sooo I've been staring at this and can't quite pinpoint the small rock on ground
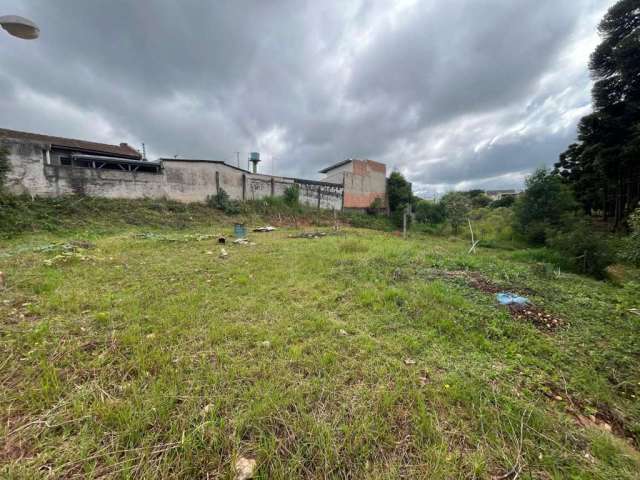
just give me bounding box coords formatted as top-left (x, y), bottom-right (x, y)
top-left (234, 456), bottom-right (256, 480)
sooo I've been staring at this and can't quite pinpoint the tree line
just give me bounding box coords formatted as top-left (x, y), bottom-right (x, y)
top-left (554, 0), bottom-right (640, 228)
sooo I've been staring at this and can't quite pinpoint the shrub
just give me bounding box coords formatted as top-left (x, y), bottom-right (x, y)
top-left (546, 220), bottom-right (613, 278)
top-left (415, 199), bottom-right (445, 224)
top-left (514, 168), bottom-right (578, 244)
top-left (441, 192), bottom-right (471, 234)
top-left (284, 185), bottom-right (300, 206)
top-left (390, 207), bottom-right (411, 229)
top-left (366, 197), bottom-right (384, 215)
top-left (621, 205), bottom-right (640, 266)
top-left (206, 189), bottom-right (241, 215)
top-left (489, 195), bottom-right (516, 208)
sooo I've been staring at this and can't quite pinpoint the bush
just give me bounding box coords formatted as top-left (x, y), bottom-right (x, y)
top-left (621, 205), bottom-right (640, 266)
top-left (366, 197), bottom-right (384, 215)
top-left (546, 220), bottom-right (613, 278)
top-left (489, 195), bottom-right (516, 208)
top-left (283, 185), bottom-right (300, 206)
top-left (514, 168), bottom-right (578, 244)
top-left (469, 207), bottom-right (515, 244)
top-left (390, 207), bottom-right (411, 229)
top-left (441, 192), bottom-right (471, 234)
top-left (415, 199), bottom-right (445, 224)
top-left (206, 189), bottom-right (241, 215)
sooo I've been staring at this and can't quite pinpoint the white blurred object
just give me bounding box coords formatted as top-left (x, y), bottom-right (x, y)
top-left (0, 15), bottom-right (40, 39)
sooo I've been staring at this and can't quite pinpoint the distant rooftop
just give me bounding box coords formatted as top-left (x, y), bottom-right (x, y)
top-left (0, 127), bottom-right (142, 159)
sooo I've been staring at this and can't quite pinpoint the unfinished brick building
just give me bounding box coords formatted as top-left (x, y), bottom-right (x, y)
top-left (319, 159), bottom-right (387, 211)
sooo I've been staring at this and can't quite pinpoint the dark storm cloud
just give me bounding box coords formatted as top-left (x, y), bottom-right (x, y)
top-left (0, 0), bottom-right (613, 190)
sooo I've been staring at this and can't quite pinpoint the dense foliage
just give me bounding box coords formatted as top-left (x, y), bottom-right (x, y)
top-left (489, 195), bottom-right (515, 209)
top-left (514, 169), bottom-right (578, 244)
top-left (622, 204), bottom-right (640, 265)
top-left (207, 188), bottom-right (241, 215)
top-left (555, 0), bottom-right (640, 227)
top-left (414, 199), bottom-right (446, 224)
top-left (440, 192), bottom-right (471, 234)
top-left (283, 184), bottom-right (300, 206)
top-left (386, 172), bottom-right (412, 213)
top-left (386, 171), bottom-right (412, 227)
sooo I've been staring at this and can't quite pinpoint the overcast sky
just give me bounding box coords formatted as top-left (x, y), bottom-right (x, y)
top-left (0, 0), bottom-right (613, 196)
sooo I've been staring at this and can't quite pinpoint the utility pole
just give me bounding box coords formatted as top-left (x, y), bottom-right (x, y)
top-left (236, 151), bottom-right (240, 168)
top-left (141, 143), bottom-right (146, 160)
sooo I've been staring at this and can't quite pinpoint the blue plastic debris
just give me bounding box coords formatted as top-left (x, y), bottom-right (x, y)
top-left (496, 292), bottom-right (529, 305)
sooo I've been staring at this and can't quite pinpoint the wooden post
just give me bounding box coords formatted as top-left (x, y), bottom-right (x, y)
top-left (215, 171), bottom-right (220, 194)
top-left (468, 219), bottom-right (479, 254)
top-left (403, 206), bottom-right (408, 240)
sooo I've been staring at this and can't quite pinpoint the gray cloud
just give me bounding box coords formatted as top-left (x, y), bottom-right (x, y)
top-left (0, 0), bottom-right (614, 191)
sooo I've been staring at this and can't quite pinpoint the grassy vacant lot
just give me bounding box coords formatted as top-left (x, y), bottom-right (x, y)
top-left (1, 205), bottom-right (639, 478)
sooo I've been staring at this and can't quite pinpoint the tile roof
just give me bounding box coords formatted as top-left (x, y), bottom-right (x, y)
top-left (0, 127), bottom-right (142, 159)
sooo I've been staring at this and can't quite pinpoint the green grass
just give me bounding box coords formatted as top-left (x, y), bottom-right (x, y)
top-left (1, 202), bottom-right (639, 479)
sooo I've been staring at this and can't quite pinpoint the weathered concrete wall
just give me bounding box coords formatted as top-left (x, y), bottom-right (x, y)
top-left (2, 139), bottom-right (344, 209)
top-left (322, 159), bottom-right (387, 210)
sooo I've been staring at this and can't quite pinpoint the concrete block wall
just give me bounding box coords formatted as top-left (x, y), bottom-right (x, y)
top-left (2, 139), bottom-right (344, 210)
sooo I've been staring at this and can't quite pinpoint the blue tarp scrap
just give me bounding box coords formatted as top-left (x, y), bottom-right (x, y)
top-left (496, 292), bottom-right (529, 305)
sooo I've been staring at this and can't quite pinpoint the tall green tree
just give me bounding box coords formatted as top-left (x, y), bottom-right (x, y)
top-left (386, 171), bottom-right (412, 213)
top-left (555, 0), bottom-right (640, 227)
top-left (514, 168), bottom-right (578, 244)
top-left (440, 192), bottom-right (470, 234)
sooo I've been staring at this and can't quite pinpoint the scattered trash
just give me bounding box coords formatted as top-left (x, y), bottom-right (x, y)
top-left (496, 292), bottom-right (529, 305)
top-left (234, 456), bottom-right (256, 480)
top-left (404, 358), bottom-right (416, 365)
top-left (134, 232), bottom-right (216, 242)
top-left (31, 240), bottom-right (96, 253)
top-left (338, 329), bottom-right (348, 336)
top-left (218, 236), bottom-right (226, 244)
top-left (233, 238), bottom-right (255, 246)
top-left (205, 251), bottom-right (214, 255)
top-left (629, 308), bottom-right (640, 317)
top-left (146, 333), bottom-right (156, 339)
top-left (253, 225), bottom-right (276, 232)
top-left (43, 252), bottom-right (100, 266)
top-left (289, 231), bottom-right (327, 239)
top-left (219, 248), bottom-right (228, 259)
top-left (260, 340), bottom-right (271, 347)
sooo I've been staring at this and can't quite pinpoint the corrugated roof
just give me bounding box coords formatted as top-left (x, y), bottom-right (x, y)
top-left (0, 127), bottom-right (142, 159)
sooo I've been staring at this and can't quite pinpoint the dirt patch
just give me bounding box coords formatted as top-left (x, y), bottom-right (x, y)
top-left (423, 269), bottom-right (563, 332)
top-left (506, 304), bottom-right (562, 332)
top-left (0, 299), bottom-right (40, 325)
top-left (542, 383), bottom-right (638, 449)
